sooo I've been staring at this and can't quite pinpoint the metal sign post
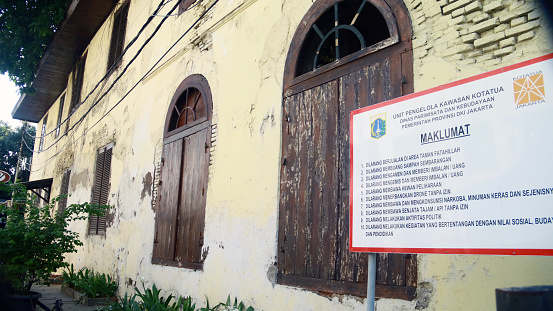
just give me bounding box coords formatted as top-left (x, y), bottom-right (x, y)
top-left (367, 253), bottom-right (376, 311)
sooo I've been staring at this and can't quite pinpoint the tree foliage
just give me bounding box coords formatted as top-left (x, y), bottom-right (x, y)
top-left (0, 0), bottom-right (71, 92)
top-left (0, 121), bottom-right (35, 192)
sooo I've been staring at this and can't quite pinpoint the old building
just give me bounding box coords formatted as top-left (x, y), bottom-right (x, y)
top-left (12, 0), bottom-right (553, 310)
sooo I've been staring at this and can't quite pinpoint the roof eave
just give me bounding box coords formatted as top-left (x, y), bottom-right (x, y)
top-left (11, 0), bottom-right (116, 123)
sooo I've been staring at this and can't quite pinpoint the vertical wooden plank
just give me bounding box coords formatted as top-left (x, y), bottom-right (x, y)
top-left (405, 254), bottom-right (418, 288)
top-left (153, 139), bottom-right (183, 260)
top-left (401, 51), bottom-right (415, 96)
top-left (176, 127), bottom-right (209, 263)
top-left (338, 67), bottom-right (370, 284)
top-left (387, 253), bottom-right (406, 286)
top-left (309, 81), bottom-right (339, 280)
top-left (278, 96), bottom-right (299, 277)
top-left (177, 135), bottom-right (193, 263)
top-left (294, 89), bottom-right (311, 278)
top-left (376, 253), bottom-right (389, 285)
top-left (192, 127), bottom-right (210, 263)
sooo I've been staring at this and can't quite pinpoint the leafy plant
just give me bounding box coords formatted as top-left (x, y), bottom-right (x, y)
top-left (200, 295), bottom-right (254, 311)
top-left (98, 291), bottom-right (141, 311)
top-left (99, 283), bottom-right (193, 311)
top-left (0, 183), bottom-right (109, 294)
top-left (62, 266), bottom-right (118, 299)
top-left (61, 264), bottom-right (79, 289)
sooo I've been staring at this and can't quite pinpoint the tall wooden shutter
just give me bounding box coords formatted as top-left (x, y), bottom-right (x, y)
top-left (152, 75), bottom-right (212, 270)
top-left (89, 145), bottom-right (113, 235)
top-left (57, 169), bottom-right (71, 216)
top-left (175, 128), bottom-right (208, 264)
top-left (56, 94), bottom-right (65, 138)
top-left (152, 128), bottom-right (209, 269)
top-left (153, 139), bottom-right (183, 260)
top-left (70, 54), bottom-right (87, 112)
top-left (38, 114), bottom-right (48, 152)
top-left (108, 1), bottom-right (129, 71)
top-left (278, 55), bottom-right (416, 299)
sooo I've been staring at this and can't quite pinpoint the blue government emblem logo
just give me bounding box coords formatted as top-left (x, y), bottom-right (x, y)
top-left (370, 114), bottom-right (386, 139)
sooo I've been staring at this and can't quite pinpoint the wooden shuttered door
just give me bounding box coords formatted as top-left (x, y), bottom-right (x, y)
top-left (57, 169), bottom-right (71, 216)
top-left (152, 75), bottom-right (212, 270)
top-left (278, 53), bottom-right (416, 298)
top-left (108, 1), bottom-right (129, 71)
top-left (89, 145), bottom-right (113, 235)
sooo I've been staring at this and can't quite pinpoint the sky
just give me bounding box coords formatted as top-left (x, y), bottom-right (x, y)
top-left (0, 74), bottom-right (24, 128)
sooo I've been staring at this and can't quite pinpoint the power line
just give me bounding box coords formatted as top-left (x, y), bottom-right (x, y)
top-left (30, 0), bottom-right (220, 171)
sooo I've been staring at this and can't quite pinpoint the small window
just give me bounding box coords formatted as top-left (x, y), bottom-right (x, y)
top-left (38, 114), bottom-right (48, 152)
top-left (55, 94), bottom-right (65, 138)
top-left (57, 169), bottom-right (71, 216)
top-left (295, 0), bottom-right (391, 76)
top-left (179, 0), bottom-right (197, 14)
top-left (70, 54), bottom-right (87, 112)
top-left (107, 1), bottom-right (130, 71)
top-left (89, 144), bottom-right (113, 235)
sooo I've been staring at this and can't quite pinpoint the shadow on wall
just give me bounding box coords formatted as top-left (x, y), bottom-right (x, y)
top-left (541, 0), bottom-right (553, 25)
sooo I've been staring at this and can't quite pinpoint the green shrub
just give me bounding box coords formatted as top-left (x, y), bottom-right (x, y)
top-left (0, 183), bottom-right (109, 294)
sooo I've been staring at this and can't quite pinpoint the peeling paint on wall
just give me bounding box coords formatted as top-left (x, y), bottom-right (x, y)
top-left (70, 168), bottom-right (89, 192)
top-left (141, 172), bottom-right (153, 200)
top-left (416, 281), bottom-right (434, 310)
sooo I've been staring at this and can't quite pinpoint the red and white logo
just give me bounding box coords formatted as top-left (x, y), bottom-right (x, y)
top-left (0, 170), bottom-right (11, 183)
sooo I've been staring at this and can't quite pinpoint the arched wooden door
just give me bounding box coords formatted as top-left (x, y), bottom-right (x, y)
top-left (278, 0), bottom-right (416, 299)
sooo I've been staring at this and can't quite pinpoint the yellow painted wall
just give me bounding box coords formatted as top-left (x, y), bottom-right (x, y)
top-left (30, 0), bottom-right (553, 310)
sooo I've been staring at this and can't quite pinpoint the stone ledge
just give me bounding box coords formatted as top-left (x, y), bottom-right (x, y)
top-left (470, 17), bottom-right (500, 33)
top-left (474, 31), bottom-right (505, 48)
top-left (505, 20), bottom-right (540, 37)
top-left (443, 0), bottom-right (472, 15)
top-left (518, 30), bottom-right (535, 42)
top-left (494, 46), bottom-right (516, 57)
top-left (483, 0), bottom-right (504, 13)
top-left (465, 1), bottom-right (483, 14)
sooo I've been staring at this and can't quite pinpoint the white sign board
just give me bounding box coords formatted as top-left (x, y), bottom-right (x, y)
top-left (350, 54), bottom-right (553, 256)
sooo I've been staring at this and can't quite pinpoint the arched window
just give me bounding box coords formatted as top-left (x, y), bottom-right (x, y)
top-left (278, 0), bottom-right (416, 299)
top-left (152, 74), bottom-right (212, 269)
